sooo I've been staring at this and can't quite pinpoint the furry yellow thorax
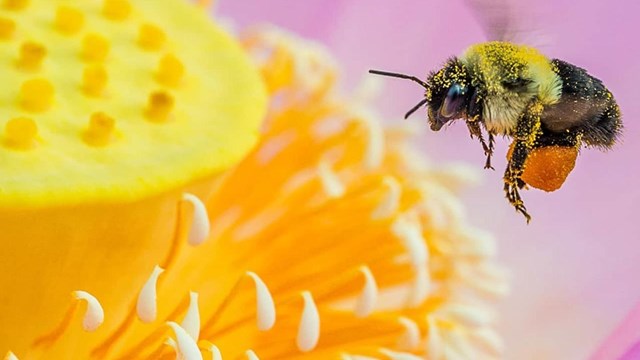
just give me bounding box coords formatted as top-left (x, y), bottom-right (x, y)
top-left (461, 42), bottom-right (562, 134)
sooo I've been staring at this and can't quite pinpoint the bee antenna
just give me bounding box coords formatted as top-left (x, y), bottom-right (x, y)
top-left (404, 98), bottom-right (429, 119)
top-left (368, 69), bottom-right (428, 89)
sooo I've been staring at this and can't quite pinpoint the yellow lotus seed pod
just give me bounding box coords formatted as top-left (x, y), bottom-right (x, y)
top-left (0, 1), bottom-right (266, 356)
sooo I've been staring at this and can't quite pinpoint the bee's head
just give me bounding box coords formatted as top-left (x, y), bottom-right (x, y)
top-left (368, 61), bottom-right (480, 130)
top-left (425, 58), bottom-right (476, 131)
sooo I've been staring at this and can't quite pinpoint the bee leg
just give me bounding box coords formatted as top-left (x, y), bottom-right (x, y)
top-left (504, 101), bottom-right (543, 223)
top-left (486, 133), bottom-right (495, 170)
top-left (504, 149), bottom-right (531, 223)
top-left (466, 121), bottom-right (494, 170)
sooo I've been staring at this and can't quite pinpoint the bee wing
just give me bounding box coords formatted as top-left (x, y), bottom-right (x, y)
top-left (465, 0), bottom-right (512, 41)
top-left (465, 0), bottom-right (551, 48)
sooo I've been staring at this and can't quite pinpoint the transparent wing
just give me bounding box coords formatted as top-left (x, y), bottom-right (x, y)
top-left (465, 0), bottom-right (551, 48)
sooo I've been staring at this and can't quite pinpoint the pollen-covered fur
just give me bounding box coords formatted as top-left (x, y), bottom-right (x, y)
top-left (460, 42), bottom-right (562, 135)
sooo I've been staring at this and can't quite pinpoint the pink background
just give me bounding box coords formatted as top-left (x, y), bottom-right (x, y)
top-left (218, 1), bottom-right (640, 359)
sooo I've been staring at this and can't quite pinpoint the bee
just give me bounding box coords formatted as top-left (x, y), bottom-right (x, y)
top-left (369, 3), bottom-right (622, 222)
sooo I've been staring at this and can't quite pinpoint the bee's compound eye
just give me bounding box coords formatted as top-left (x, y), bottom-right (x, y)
top-left (441, 83), bottom-right (467, 118)
top-left (467, 87), bottom-right (480, 117)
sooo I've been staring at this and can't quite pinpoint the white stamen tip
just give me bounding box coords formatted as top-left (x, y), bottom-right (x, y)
top-left (318, 160), bottom-right (345, 198)
top-left (341, 355), bottom-right (377, 360)
top-left (397, 317), bottom-right (420, 350)
top-left (372, 177), bottom-right (401, 219)
top-left (209, 344), bottom-right (223, 360)
top-left (472, 328), bottom-right (504, 355)
top-left (137, 265), bottom-right (164, 323)
top-left (182, 193), bottom-right (211, 246)
top-left (379, 349), bottom-right (423, 360)
top-left (72, 290), bottom-right (104, 332)
top-left (181, 291), bottom-right (201, 341)
top-left (426, 316), bottom-right (442, 360)
top-left (245, 350), bottom-right (260, 360)
top-left (446, 328), bottom-right (476, 359)
top-left (166, 322), bottom-right (203, 360)
top-left (354, 266), bottom-right (377, 318)
top-left (406, 265), bottom-right (430, 307)
top-left (297, 291), bottom-right (320, 352)
top-left (246, 272), bottom-right (276, 331)
top-left (4, 352), bottom-right (18, 360)
top-left (164, 337), bottom-right (177, 349)
top-left (439, 303), bottom-right (492, 327)
top-left (391, 213), bottom-right (429, 268)
top-left (358, 115), bottom-right (384, 169)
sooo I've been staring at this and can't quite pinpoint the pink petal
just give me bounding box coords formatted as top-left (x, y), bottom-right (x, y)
top-left (591, 300), bottom-right (640, 360)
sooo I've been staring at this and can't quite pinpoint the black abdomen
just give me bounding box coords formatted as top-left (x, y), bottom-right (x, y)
top-left (541, 59), bottom-right (622, 148)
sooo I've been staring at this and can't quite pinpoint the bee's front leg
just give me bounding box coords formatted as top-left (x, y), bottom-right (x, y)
top-left (504, 101), bottom-right (543, 223)
top-left (466, 121), bottom-right (494, 170)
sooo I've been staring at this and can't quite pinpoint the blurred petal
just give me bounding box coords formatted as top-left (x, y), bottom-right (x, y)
top-left (591, 300), bottom-right (640, 360)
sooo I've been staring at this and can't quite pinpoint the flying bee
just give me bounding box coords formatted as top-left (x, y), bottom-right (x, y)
top-left (369, 3), bottom-right (622, 222)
